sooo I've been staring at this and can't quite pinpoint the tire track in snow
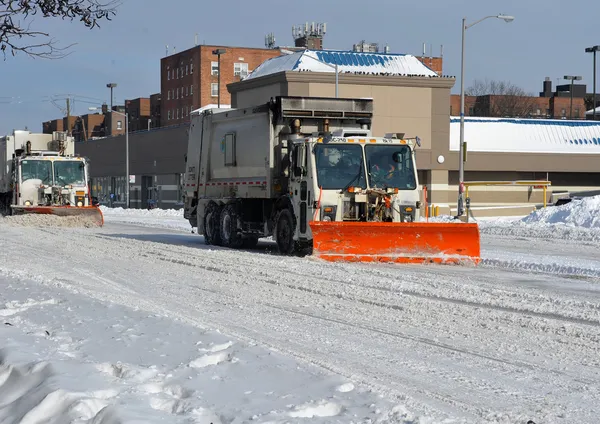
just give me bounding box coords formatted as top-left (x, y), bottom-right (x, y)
top-left (3, 224), bottom-right (600, 422)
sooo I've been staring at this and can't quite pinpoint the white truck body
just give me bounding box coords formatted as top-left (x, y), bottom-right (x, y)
top-left (0, 130), bottom-right (95, 216)
top-left (183, 96), bottom-right (421, 253)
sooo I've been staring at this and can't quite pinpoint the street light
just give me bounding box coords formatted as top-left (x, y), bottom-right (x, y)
top-left (585, 46), bottom-right (600, 120)
top-left (106, 83), bottom-right (117, 111)
top-left (457, 13), bottom-right (515, 217)
top-left (564, 75), bottom-right (583, 119)
top-left (212, 49), bottom-right (226, 108)
top-left (90, 106), bottom-right (129, 209)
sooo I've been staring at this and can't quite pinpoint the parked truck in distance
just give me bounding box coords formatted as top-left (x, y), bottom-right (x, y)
top-left (0, 130), bottom-right (103, 226)
top-left (183, 96), bottom-right (480, 264)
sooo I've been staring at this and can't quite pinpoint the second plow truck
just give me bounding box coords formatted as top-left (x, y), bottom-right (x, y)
top-left (0, 130), bottom-right (103, 226)
top-left (183, 96), bottom-right (480, 264)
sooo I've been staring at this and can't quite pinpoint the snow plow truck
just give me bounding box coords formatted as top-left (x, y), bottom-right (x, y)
top-left (183, 96), bottom-right (480, 264)
top-left (0, 130), bottom-right (103, 226)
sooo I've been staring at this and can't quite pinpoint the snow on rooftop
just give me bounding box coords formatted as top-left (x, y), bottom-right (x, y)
top-left (244, 49), bottom-right (439, 80)
top-left (450, 117), bottom-right (600, 154)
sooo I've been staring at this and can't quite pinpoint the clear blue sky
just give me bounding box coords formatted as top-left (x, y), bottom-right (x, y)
top-left (0, 0), bottom-right (597, 135)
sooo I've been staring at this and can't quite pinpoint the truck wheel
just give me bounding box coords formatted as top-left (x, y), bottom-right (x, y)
top-left (220, 203), bottom-right (243, 248)
top-left (275, 208), bottom-right (295, 255)
top-left (203, 203), bottom-right (222, 246)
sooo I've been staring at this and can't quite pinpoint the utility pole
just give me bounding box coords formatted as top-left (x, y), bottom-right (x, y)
top-left (66, 98), bottom-right (71, 136)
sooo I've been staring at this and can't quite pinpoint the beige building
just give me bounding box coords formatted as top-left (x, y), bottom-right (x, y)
top-left (228, 49), bottom-right (600, 216)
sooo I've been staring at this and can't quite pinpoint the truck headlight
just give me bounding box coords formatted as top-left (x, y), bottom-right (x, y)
top-left (77, 201), bottom-right (83, 207)
top-left (25, 200), bottom-right (32, 206)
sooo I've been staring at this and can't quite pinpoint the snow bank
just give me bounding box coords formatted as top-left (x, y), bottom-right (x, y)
top-left (99, 206), bottom-right (183, 218)
top-left (521, 195), bottom-right (600, 228)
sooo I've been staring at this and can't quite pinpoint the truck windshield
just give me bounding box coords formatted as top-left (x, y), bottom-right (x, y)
top-left (365, 145), bottom-right (417, 190)
top-left (314, 144), bottom-right (365, 190)
top-left (54, 160), bottom-right (86, 186)
top-left (21, 160), bottom-right (52, 185)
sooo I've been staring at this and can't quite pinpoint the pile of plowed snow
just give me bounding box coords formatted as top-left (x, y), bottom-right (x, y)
top-left (99, 206), bottom-right (182, 217)
top-left (480, 195), bottom-right (600, 243)
top-left (0, 214), bottom-right (101, 228)
top-left (521, 195), bottom-right (600, 228)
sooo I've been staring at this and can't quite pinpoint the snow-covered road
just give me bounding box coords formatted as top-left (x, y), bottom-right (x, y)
top-left (1, 207), bottom-right (600, 423)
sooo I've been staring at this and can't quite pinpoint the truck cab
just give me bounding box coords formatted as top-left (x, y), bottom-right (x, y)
top-left (287, 129), bottom-right (421, 247)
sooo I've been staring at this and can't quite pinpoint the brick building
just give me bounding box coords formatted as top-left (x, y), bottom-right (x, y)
top-left (450, 77), bottom-right (587, 119)
top-left (125, 97), bottom-right (151, 132)
top-left (160, 45), bottom-right (282, 126)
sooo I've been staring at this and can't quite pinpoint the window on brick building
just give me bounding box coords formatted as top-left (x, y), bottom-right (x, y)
top-left (561, 108), bottom-right (566, 117)
top-left (176, 68), bottom-right (179, 79)
top-left (190, 63), bottom-right (193, 74)
top-left (168, 111), bottom-right (171, 120)
top-left (575, 108), bottom-right (580, 117)
top-left (211, 62), bottom-right (219, 76)
top-left (167, 91), bottom-right (170, 100)
top-left (177, 109), bottom-right (179, 119)
top-left (186, 86), bottom-right (189, 96)
top-left (167, 67), bottom-right (170, 81)
top-left (234, 62), bottom-right (249, 77)
top-left (186, 64), bottom-right (189, 75)
top-left (190, 85), bottom-right (193, 95)
top-left (211, 83), bottom-right (218, 97)
top-left (117, 120), bottom-right (122, 130)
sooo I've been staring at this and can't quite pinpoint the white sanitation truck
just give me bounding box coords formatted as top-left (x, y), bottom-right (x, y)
top-left (183, 96), bottom-right (480, 264)
top-left (0, 130), bottom-right (103, 226)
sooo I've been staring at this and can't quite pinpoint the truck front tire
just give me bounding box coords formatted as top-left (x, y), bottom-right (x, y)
top-left (203, 202), bottom-right (222, 246)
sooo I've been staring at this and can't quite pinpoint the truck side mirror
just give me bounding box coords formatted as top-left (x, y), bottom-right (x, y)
top-left (293, 145), bottom-right (307, 177)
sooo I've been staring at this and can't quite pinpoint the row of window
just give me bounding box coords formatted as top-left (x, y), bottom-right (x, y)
top-left (167, 62), bottom-right (193, 80)
top-left (167, 106), bottom-right (193, 121)
top-left (210, 62), bottom-right (249, 77)
top-left (167, 85), bottom-right (194, 100)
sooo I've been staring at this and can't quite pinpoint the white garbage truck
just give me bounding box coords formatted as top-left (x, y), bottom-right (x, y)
top-left (183, 96), bottom-right (480, 264)
top-left (0, 130), bottom-right (103, 226)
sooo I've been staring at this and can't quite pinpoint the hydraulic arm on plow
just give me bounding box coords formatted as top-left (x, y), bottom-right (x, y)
top-left (183, 96), bottom-right (480, 264)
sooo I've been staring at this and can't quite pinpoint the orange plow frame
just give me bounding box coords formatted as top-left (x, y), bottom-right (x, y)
top-left (12, 205), bottom-right (104, 227)
top-left (309, 221), bottom-right (481, 265)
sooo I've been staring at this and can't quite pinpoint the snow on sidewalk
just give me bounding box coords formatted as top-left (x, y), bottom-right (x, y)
top-left (0, 273), bottom-right (406, 424)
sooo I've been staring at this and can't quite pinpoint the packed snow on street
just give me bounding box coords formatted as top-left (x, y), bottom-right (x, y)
top-left (1, 197), bottom-right (600, 423)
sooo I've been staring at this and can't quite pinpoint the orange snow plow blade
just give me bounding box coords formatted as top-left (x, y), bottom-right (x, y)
top-left (309, 221), bottom-right (481, 265)
top-left (12, 206), bottom-right (104, 227)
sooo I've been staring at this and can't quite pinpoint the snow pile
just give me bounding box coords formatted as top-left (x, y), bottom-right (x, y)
top-left (99, 206), bottom-right (183, 218)
top-left (0, 214), bottom-right (102, 228)
top-left (480, 195), bottom-right (600, 243)
top-left (521, 195), bottom-right (600, 228)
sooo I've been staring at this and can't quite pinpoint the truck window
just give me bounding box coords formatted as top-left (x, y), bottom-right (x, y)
top-left (21, 160), bottom-right (52, 185)
top-left (314, 144), bottom-right (365, 190)
top-left (365, 145), bottom-right (416, 190)
top-left (54, 160), bottom-right (86, 186)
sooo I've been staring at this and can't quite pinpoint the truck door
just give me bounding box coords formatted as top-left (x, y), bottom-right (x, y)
top-left (290, 143), bottom-right (311, 240)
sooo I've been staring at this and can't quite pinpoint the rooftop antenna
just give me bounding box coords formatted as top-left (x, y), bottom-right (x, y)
top-left (195, 33), bottom-right (198, 46)
top-left (422, 42), bottom-right (426, 56)
top-left (165, 44), bottom-right (168, 56)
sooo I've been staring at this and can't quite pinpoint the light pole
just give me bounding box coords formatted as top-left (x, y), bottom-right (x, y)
top-left (585, 45), bottom-right (599, 120)
top-left (564, 75), bottom-right (583, 119)
top-left (457, 14), bottom-right (514, 217)
top-left (106, 83), bottom-right (117, 111)
top-left (90, 106), bottom-right (129, 208)
top-left (212, 49), bottom-right (226, 108)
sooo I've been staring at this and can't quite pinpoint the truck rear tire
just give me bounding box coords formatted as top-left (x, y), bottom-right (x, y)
top-left (274, 208), bottom-right (295, 255)
top-left (203, 202), bottom-right (222, 246)
top-left (220, 203), bottom-right (243, 248)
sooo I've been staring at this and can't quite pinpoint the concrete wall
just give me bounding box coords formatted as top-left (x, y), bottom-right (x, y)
top-left (76, 125), bottom-right (188, 209)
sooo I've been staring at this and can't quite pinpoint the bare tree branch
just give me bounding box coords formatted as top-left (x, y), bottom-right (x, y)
top-left (0, 0), bottom-right (120, 60)
top-left (466, 78), bottom-right (540, 118)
